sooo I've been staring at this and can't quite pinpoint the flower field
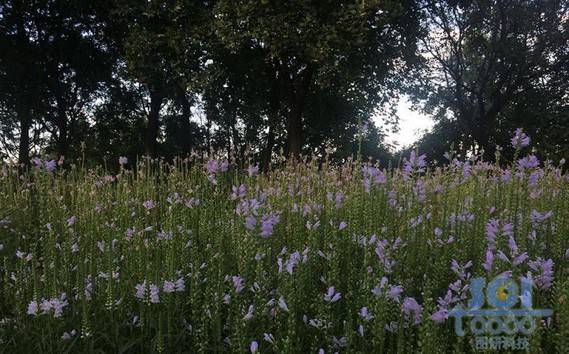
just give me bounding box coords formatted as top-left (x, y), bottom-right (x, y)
top-left (1, 141), bottom-right (569, 352)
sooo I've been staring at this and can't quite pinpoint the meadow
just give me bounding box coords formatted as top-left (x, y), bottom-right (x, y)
top-left (1, 132), bottom-right (568, 353)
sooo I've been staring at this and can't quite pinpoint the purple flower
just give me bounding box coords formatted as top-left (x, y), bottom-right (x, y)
top-left (27, 300), bottom-right (38, 315)
top-left (231, 184), bottom-right (247, 200)
top-left (502, 223), bottom-right (513, 237)
top-left (324, 286), bottom-right (342, 303)
top-left (61, 330), bottom-right (77, 341)
top-left (338, 221), bottom-right (347, 231)
top-left (263, 333), bottom-right (275, 344)
top-left (513, 253), bottom-right (529, 266)
top-left (507, 236), bottom-right (519, 255)
top-left (175, 278), bottom-right (185, 292)
top-left (430, 309), bottom-right (448, 323)
top-left (232, 275), bottom-right (244, 294)
top-left (285, 252), bottom-right (300, 274)
top-left (67, 216), bottom-right (76, 227)
top-left (135, 282), bottom-right (146, 299)
top-left (184, 197), bottom-right (200, 209)
top-left (156, 231), bottom-right (172, 241)
top-left (260, 213), bottom-right (280, 238)
top-left (482, 250), bottom-right (494, 272)
top-left (485, 219), bottom-right (499, 250)
top-left (247, 165), bottom-right (259, 177)
top-left (32, 157), bottom-right (42, 168)
top-left (243, 305), bottom-right (254, 321)
top-left (402, 297), bottom-right (422, 324)
top-left (149, 284), bottom-right (160, 303)
top-left (250, 341), bottom-right (259, 353)
top-left (371, 277), bottom-right (389, 297)
top-left (44, 160), bottom-right (57, 172)
top-left (528, 258), bottom-right (554, 290)
top-left (362, 166), bottom-right (387, 192)
top-left (119, 156), bottom-right (128, 165)
top-left (403, 151), bottom-right (427, 177)
top-left (528, 170), bottom-right (542, 186)
top-left (530, 209), bottom-right (553, 226)
top-left (517, 155), bottom-right (540, 170)
top-left (502, 169), bottom-right (511, 182)
top-left (143, 199), bottom-right (156, 210)
top-left (245, 216), bottom-right (256, 230)
top-left (387, 285), bottom-right (404, 301)
top-left (450, 259), bottom-right (472, 280)
top-left (511, 128), bottom-right (530, 149)
top-left (163, 280), bottom-right (175, 293)
top-left (40, 299), bottom-right (52, 314)
top-left (359, 306), bottom-right (373, 321)
top-left (278, 296), bottom-right (289, 312)
top-left (206, 160), bottom-right (219, 174)
top-left (50, 294), bottom-right (68, 318)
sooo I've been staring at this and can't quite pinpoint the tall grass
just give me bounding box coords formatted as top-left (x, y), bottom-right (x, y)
top-left (0, 145), bottom-right (568, 353)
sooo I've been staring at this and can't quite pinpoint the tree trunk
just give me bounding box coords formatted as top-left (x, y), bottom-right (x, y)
top-left (179, 93), bottom-right (193, 155)
top-left (55, 96), bottom-right (68, 159)
top-left (145, 87), bottom-right (163, 157)
top-left (474, 118), bottom-right (497, 161)
top-left (17, 108), bottom-right (31, 166)
top-left (14, 5), bottom-right (30, 166)
top-left (286, 105), bottom-right (303, 159)
top-left (263, 63), bottom-right (282, 173)
top-left (262, 123), bottom-right (275, 174)
top-left (285, 66), bottom-right (313, 160)
top-left (230, 108), bottom-right (242, 161)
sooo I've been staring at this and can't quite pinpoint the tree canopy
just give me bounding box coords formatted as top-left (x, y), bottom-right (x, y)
top-left (0, 0), bottom-right (567, 166)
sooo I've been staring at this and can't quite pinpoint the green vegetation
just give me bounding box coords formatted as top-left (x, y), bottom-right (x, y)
top-left (1, 143), bottom-right (568, 352)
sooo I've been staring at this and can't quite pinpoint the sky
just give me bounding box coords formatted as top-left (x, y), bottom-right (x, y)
top-left (378, 96), bottom-right (434, 151)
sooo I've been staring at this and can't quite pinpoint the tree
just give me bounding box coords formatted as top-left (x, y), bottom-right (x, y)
top-left (214, 0), bottom-right (421, 160)
top-left (109, 0), bottom-right (211, 157)
top-left (0, 0), bottom-right (115, 163)
top-left (0, 0), bottom-right (48, 164)
top-left (409, 0), bottom-right (569, 159)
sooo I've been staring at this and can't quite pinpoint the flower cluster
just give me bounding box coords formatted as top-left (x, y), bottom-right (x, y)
top-left (1, 128), bottom-right (568, 352)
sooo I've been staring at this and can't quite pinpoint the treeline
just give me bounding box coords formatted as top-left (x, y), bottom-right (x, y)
top-left (0, 0), bottom-right (567, 167)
